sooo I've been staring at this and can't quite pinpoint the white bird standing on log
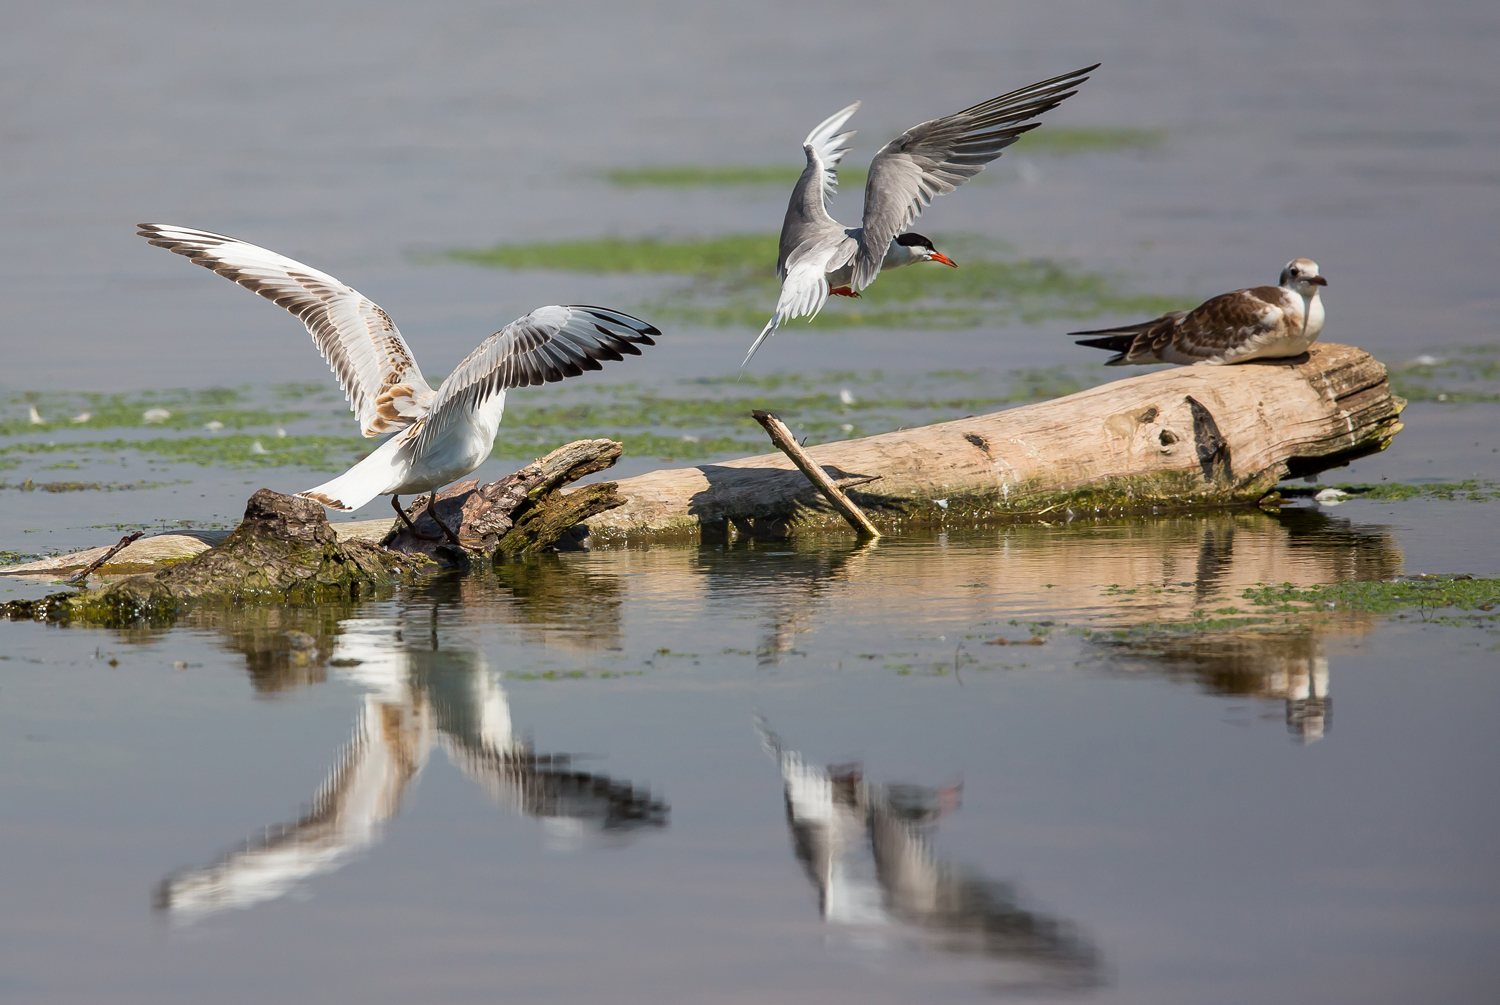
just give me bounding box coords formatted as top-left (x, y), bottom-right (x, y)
top-left (138, 224), bottom-right (659, 543)
top-left (743, 63), bottom-right (1099, 366)
top-left (1072, 258), bottom-right (1328, 365)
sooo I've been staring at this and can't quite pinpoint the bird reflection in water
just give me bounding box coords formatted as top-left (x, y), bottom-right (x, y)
top-left (156, 619), bottom-right (666, 921)
top-left (756, 720), bottom-right (1102, 994)
top-left (1107, 630), bottom-right (1333, 742)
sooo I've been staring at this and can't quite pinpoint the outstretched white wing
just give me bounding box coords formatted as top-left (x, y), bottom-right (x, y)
top-left (804, 101), bottom-right (860, 213)
top-left (411, 305), bottom-right (658, 455)
top-left (138, 224), bottom-right (435, 437)
top-left (854, 65), bottom-right (1097, 289)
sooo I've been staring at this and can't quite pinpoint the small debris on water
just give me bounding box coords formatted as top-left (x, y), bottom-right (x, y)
top-left (839, 388), bottom-right (857, 405)
top-left (276, 427), bottom-right (287, 438)
top-left (934, 498), bottom-right (949, 509)
top-left (28, 406), bottom-right (44, 425)
top-left (203, 420), bottom-right (224, 432)
top-left (142, 408), bottom-right (172, 423)
top-left (250, 440), bottom-right (268, 454)
top-left (1315, 488), bottom-right (1351, 506)
top-left (71, 412), bottom-right (91, 424)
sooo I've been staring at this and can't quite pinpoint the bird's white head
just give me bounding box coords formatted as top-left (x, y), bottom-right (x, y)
top-left (893, 232), bottom-right (958, 269)
top-left (1280, 258), bottom-right (1328, 296)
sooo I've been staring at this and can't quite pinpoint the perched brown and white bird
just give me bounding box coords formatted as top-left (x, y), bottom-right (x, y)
top-left (1073, 258), bottom-right (1328, 365)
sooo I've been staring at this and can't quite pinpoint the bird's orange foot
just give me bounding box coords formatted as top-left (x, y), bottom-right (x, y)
top-left (829, 286), bottom-right (860, 298)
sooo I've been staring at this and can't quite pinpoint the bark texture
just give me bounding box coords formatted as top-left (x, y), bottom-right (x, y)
top-left (383, 439), bottom-right (628, 559)
top-left (4, 490), bottom-right (420, 626)
top-left (584, 343), bottom-right (1404, 542)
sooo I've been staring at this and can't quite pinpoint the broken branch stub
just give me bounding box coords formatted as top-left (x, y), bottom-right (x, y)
top-left (752, 410), bottom-right (880, 539)
top-left (383, 439), bottom-right (628, 558)
top-left (583, 343), bottom-right (1406, 541)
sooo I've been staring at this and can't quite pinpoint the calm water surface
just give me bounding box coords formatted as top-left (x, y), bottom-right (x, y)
top-left (3, 513), bottom-right (1499, 1003)
top-left (3, 1), bottom-right (1499, 1002)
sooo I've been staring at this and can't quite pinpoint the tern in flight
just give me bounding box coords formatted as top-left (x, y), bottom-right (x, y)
top-left (139, 225), bottom-right (659, 543)
top-left (743, 63), bottom-right (1098, 366)
top-left (1072, 258), bottom-right (1327, 365)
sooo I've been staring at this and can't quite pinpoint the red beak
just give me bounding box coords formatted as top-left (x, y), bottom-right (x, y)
top-left (929, 251), bottom-right (958, 268)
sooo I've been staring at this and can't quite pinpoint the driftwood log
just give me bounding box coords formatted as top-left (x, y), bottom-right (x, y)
top-left (384, 438), bottom-right (628, 559)
top-left (4, 490), bottom-right (420, 626)
top-left (585, 343), bottom-right (1404, 542)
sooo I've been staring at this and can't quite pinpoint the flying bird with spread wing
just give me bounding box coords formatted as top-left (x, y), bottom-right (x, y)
top-left (138, 224), bottom-right (659, 543)
top-left (743, 63), bottom-right (1099, 366)
top-left (1072, 258), bottom-right (1327, 365)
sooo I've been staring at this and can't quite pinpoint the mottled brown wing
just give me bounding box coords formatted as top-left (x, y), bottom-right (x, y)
top-left (138, 223), bottom-right (434, 437)
top-left (1166, 287), bottom-right (1285, 360)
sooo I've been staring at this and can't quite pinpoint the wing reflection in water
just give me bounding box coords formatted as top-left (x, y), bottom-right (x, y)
top-left (757, 720), bottom-right (1103, 994)
top-left (155, 618), bottom-right (666, 922)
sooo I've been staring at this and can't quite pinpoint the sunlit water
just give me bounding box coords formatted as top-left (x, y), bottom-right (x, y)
top-left (4, 510), bottom-right (1499, 1003)
top-left (3, 1), bottom-right (1499, 1002)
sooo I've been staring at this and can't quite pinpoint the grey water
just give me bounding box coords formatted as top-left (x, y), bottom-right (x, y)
top-left (3, 1), bottom-right (1499, 1002)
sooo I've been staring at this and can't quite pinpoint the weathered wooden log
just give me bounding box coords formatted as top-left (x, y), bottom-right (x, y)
top-left (384, 438), bottom-right (628, 558)
top-left (585, 343), bottom-right (1404, 542)
top-left (3, 490), bottom-right (422, 626)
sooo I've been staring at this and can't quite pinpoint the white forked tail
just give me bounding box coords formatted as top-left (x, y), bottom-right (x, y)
top-left (298, 435), bottom-right (409, 511)
top-left (742, 315), bottom-right (780, 369)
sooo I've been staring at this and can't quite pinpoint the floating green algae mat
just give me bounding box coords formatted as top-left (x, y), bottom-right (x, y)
top-left (0, 366), bottom-right (1111, 469)
top-left (1243, 575), bottom-right (1500, 618)
top-left (0, 434), bottom-right (368, 472)
top-left (1, 386), bottom-right (312, 436)
top-left (449, 234), bottom-right (777, 276)
top-left (1386, 345), bottom-right (1500, 404)
top-left (1279, 480), bottom-right (1500, 502)
top-left (447, 233), bottom-right (1188, 331)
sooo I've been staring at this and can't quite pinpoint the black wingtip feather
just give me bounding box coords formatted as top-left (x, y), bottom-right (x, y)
top-left (1073, 334), bottom-right (1136, 352)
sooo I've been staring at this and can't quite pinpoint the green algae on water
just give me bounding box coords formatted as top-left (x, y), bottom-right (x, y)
top-left (1242, 576), bottom-right (1500, 618)
top-left (447, 234), bottom-right (778, 276)
top-left (0, 435), bottom-right (367, 471)
top-left (1385, 344), bottom-right (1500, 404)
top-left (1278, 480), bottom-right (1500, 502)
top-left (446, 232), bottom-right (1190, 331)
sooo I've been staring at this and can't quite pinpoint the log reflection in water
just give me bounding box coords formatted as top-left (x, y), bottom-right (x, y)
top-left (757, 721), bottom-right (1103, 994)
top-left (155, 619), bottom-right (666, 922)
top-left (1081, 511), bottom-right (1397, 743)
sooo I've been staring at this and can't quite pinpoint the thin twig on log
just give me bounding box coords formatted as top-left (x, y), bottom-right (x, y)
top-left (751, 410), bottom-right (880, 539)
top-left (65, 531), bottom-right (143, 585)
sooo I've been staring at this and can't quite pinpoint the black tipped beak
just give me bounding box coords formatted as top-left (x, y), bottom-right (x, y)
top-left (1311, 275), bottom-right (1328, 287)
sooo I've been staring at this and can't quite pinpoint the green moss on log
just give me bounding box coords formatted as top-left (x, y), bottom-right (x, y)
top-left (3, 490), bottom-right (428, 628)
